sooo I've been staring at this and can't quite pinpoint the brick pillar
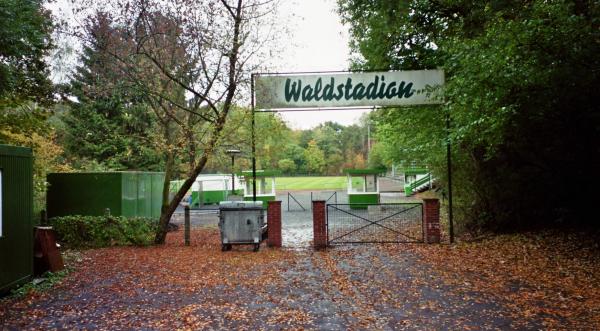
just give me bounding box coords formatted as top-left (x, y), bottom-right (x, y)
top-left (267, 200), bottom-right (282, 247)
top-left (423, 198), bottom-right (441, 244)
top-left (312, 200), bottom-right (327, 249)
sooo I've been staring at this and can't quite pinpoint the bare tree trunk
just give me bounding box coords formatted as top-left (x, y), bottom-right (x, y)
top-left (155, 119), bottom-right (176, 243)
top-left (153, 0), bottom-right (244, 244)
top-left (154, 117), bottom-right (228, 244)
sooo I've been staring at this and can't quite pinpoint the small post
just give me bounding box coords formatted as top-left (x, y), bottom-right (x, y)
top-left (104, 208), bottom-right (111, 216)
top-left (34, 226), bottom-right (64, 275)
top-left (423, 199), bottom-right (441, 244)
top-left (312, 200), bottom-right (327, 249)
top-left (184, 205), bottom-right (190, 246)
top-left (267, 201), bottom-right (282, 247)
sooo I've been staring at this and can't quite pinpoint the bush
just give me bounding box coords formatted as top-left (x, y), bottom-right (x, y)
top-left (48, 215), bottom-right (158, 248)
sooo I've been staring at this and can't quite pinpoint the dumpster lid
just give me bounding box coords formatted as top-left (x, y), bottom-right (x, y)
top-left (219, 201), bottom-right (263, 209)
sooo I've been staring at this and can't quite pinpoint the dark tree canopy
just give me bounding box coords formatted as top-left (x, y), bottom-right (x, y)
top-left (0, 0), bottom-right (54, 106)
top-left (339, 0), bottom-right (600, 232)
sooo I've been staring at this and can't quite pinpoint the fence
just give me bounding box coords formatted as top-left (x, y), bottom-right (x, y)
top-left (326, 203), bottom-right (423, 244)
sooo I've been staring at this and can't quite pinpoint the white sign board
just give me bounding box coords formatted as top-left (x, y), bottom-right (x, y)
top-left (255, 70), bottom-right (444, 110)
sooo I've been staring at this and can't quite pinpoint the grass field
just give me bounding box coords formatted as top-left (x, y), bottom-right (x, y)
top-left (171, 176), bottom-right (365, 193)
top-left (275, 176), bottom-right (346, 191)
top-left (275, 176), bottom-right (365, 191)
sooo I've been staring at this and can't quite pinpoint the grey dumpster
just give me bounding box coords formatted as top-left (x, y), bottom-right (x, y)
top-left (218, 201), bottom-right (266, 252)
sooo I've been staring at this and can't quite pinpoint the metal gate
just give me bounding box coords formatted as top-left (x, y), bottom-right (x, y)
top-left (326, 203), bottom-right (423, 244)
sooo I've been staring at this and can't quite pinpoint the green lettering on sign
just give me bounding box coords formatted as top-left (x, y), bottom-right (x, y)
top-left (255, 70), bottom-right (444, 109)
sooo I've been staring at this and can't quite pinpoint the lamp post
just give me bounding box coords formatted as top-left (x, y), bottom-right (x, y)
top-left (226, 149), bottom-right (241, 195)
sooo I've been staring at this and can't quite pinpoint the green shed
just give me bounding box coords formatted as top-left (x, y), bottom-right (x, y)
top-left (47, 172), bottom-right (165, 219)
top-left (0, 145), bottom-right (34, 293)
top-left (345, 168), bottom-right (383, 209)
top-left (240, 170), bottom-right (278, 208)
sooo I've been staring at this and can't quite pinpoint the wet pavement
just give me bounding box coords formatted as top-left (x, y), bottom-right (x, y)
top-left (0, 232), bottom-right (542, 330)
top-left (170, 190), bottom-right (421, 249)
top-left (0, 191), bottom-right (586, 329)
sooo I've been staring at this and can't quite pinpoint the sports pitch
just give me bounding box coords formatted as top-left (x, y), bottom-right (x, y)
top-left (275, 176), bottom-right (361, 191)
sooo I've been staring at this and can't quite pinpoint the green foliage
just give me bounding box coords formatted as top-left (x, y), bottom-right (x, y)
top-left (1, 129), bottom-right (71, 215)
top-left (10, 270), bottom-right (69, 298)
top-left (304, 140), bottom-right (327, 174)
top-left (277, 158), bottom-right (297, 174)
top-left (207, 110), bottom-right (369, 176)
top-left (58, 18), bottom-right (163, 172)
top-left (49, 215), bottom-right (158, 248)
top-left (0, 0), bottom-right (54, 107)
top-left (339, 0), bottom-right (600, 232)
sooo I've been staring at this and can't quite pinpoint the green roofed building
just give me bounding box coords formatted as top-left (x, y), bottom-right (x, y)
top-left (47, 172), bottom-right (164, 219)
top-left (0, 145), bottom-right (34, 294)
top-left (345, 168), bottom-right (384, 209)
top-left (239, 170), bottom-right (278, 208)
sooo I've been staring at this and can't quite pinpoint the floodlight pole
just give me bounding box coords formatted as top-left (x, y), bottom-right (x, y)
top-left (226, 149), bottom-right (241, 195)
top-left (446, 111), bottom-right (454, 244)
top-left (231, 154), bottom-right (236, 194)
top-left (251, 73), bottom-right (257, 202)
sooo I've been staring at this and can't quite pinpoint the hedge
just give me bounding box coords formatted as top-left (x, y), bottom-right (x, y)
top-left (48, 215), bottom-right (158, 248)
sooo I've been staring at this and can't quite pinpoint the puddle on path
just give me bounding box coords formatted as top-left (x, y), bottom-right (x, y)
top-left (281, 210), bottom-right (313, 248)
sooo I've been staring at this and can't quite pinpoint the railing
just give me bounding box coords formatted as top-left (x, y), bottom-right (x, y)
top-left (312, 191), bottom-right (338, 205)
top-left (405, 173), bottom-right (432, 196)
top-left (287, 192), bottom-right (307, 211)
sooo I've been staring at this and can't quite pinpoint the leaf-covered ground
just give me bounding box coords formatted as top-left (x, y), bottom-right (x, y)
top-left (1, 228), bottom-right (598, 330)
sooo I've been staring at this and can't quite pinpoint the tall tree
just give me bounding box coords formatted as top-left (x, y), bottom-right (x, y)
top-left (62, 15), bottom-right (162, 171)
top-left (74, 0), bottom-right (281, 243)
top-left (304, 140), bottom-right (326, 174)
top-left (339, 0), bottom-right (600, 231)
top-left (0, 0), bottom-right (53, 107)
top-left (0, 0), bottom-right (54, 137)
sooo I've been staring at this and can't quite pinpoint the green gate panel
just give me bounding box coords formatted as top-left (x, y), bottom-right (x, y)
top-left (349, 193), bottom-right (380, 209)
top-left (0, 145), bottom-right (33, 293)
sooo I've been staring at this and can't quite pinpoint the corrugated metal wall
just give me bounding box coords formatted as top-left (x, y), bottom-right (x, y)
top-left (47, 173), bottom-right (122, 217)
top-left (0, 145), bottom-right (33, 293)
top-left (48, 172), bottom-right (165, 219)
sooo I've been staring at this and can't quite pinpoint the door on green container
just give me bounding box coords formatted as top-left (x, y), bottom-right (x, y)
top-left (137, 173), bottom-right (152, 218)
top-left (121, 173), bottom-right (138, 217)
top-left (151, 174), bottom-right (164, 219)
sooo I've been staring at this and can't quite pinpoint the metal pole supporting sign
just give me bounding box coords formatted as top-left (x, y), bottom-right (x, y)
top-left (251, 73), bottom-right (257, 202)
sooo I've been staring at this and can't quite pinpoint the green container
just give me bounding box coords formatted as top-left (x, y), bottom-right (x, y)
top-left (190, 190), bottom-right (229, 207)
top-left (348, 193), bottom-right (379, 209)
top-left (404, 184), bottom-right (413, 196)
top-left (0, 145), bottom-right (33, 293)
top-left (47, 172), bottom-right (165, 219)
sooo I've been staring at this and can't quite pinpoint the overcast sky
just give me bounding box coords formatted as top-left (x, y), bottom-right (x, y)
top-left (275, 0), bottom-right (371, 129)
top-left (48, 0), bottom-right (371, 129)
